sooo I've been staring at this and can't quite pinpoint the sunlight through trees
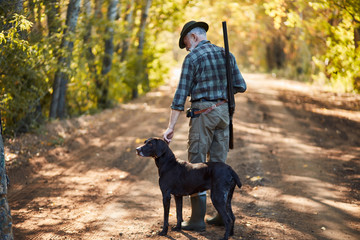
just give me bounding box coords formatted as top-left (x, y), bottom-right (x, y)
top-left (0, 0), bottom-right (359, 135)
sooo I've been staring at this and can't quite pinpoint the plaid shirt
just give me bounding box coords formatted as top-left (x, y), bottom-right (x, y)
top-left (171, 40), bottom-right (246, 111)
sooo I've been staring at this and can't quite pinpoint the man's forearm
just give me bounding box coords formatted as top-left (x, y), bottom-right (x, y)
top-left (168, 109), bottom-right (181, 130)
top-left (163, 109), bottom-right (182, 142)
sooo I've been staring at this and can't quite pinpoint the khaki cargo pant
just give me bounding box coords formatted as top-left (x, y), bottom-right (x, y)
top-left (188, 101), bottom-right (229, 164)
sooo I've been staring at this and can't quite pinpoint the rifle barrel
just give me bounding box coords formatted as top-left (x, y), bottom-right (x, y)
top-left (222, 21), bottom-right (235, 149)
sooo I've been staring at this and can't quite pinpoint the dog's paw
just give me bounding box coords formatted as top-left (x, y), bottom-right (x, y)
top-left (172, 226), bottom-right (181, 232)
top-left (158, 229), bottom-right (168, 236)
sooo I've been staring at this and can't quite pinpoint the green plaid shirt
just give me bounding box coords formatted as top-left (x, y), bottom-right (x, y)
top-left (171, 40), bottom-right (246, 111)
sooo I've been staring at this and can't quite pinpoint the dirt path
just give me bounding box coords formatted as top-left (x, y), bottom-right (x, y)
top-left (6, 73), bottom-right (360, 240)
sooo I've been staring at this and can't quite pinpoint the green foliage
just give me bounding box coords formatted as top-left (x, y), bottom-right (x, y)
top-left (56, 0), bottom-right (178, 115)
top-left (1, 0), bottom-right (359, 135)
top-left (182, 0), bottom-right (359, 92)
top-left (0, 14), bottom-right (51, 135)
top-left (308, 0), bottom-right (360, 93)
top-left (262, 0), bottom-right (360, 92)
top-left (312, 13), bottom-right (359, 92)
top-left (0, 0), bottom-right (182, 134)
top-left (182, 0), bottom-right (273, 72)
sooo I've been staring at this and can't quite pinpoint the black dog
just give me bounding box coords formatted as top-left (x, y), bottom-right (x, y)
top-left (136, 138), bottom-right (242, 240)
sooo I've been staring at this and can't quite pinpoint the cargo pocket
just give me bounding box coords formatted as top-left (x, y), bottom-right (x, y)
top-left (215, 128), bottom-right (229, 152)
top-left (208, 129), bottom-right (229, 163)
top-left (188, 132), bottom-right (200, 154)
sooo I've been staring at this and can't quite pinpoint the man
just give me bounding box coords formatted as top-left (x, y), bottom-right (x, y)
top-left (163, 20), bottom-right (246, 231)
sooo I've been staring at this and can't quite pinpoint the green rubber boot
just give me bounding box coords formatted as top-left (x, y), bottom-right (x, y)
top-left (206, 213), bottom-right (224, 226)
top-left (181, 195), bottom-right (206, 231)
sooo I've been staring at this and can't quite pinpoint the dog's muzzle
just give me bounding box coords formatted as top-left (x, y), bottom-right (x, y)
top-left (136, 147), bottom-right (144, 156)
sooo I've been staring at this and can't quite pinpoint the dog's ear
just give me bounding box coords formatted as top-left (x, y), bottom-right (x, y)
top-left (155, 138), bottom-right (168, 158)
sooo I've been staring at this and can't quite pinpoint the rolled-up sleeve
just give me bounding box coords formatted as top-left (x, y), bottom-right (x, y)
top-left (171, 56), bottom-right (193, 111)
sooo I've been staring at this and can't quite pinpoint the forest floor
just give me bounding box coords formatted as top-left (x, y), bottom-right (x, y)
top-left (4, 72), bottom-right (360, 240)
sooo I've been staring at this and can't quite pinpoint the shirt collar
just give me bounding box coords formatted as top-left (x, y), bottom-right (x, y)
top-left (195, 40), bottom-right (210, 49)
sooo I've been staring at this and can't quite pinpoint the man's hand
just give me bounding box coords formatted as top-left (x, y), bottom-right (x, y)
top-left (163, 127), bottom-right (174, 143)
top-left (163, 109), bottom-right (181, 144)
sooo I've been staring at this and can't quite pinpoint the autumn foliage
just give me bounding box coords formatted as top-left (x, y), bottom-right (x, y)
top-left (0, 0), bottom-right (359, 135)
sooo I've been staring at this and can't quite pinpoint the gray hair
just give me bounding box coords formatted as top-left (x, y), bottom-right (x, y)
top-left (187, 27), bottom-right (207, 37)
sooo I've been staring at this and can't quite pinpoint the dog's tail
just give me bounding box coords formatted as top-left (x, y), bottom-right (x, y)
top-left (230, 168), bottom-right (242, 188)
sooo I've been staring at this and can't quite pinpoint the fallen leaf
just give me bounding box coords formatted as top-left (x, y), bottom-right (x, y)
top-left (250, 176), bottom-right (263, 182)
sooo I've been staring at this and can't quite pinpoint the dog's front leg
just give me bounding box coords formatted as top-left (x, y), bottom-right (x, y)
top-left (172, 196), bottom-right (183, 231)
top-left (159, 194), bottom-right (171, 236)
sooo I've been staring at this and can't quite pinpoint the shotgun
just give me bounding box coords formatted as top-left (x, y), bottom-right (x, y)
top-left (222, 21), bottom-right (235, 149)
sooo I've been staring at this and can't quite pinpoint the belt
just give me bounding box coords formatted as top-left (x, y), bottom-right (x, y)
top-left (192, 98), bottom-right (226, 103)
top-left (193, 100), bottom-right (227, 115)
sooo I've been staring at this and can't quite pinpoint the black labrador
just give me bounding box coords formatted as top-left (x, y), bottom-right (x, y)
top-left (136, 138), bottom-right (242, 240)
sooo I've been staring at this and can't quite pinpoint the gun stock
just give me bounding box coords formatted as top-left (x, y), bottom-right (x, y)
top-left (222, 21), bottom-right (235, 149)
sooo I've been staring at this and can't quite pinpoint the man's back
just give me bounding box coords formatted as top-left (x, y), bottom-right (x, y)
top-left (185, 41), bottom-right (228, 101)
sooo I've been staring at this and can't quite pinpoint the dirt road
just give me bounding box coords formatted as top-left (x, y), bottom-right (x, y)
top-left (6, 73), bottom-right (360, 239)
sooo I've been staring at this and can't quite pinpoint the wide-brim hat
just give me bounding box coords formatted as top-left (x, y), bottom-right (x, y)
top-left (179, 20), bottom-right (209, 49)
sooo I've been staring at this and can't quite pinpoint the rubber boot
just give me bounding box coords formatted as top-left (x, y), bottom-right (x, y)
top-left (181, 195), bottom-right (206, 231)
top-left (206, 213), bottom-right (224, 226)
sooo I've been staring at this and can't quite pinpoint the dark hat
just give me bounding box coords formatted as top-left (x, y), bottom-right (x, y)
top-left (179, 20), bottom-right (209, 49)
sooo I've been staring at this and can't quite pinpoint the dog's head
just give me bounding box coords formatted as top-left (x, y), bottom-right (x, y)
top-left (136, 138), bottom-right (168, 158)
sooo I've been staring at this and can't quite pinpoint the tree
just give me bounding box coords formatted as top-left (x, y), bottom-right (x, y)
top-left (15, 0), bottom-right (23, 12)
top-left (97, 0), bottom-right (119, 108)
top-left (303, 0), bottom-right (360, 92)
top-left (0, 1), bottom-right (49, 134)
top-left (45, 0), bottom-right (61, 37)
top-left (8, 0), bottom-right (359, 135)
top-left (82, 0), bottom-right (97, 83)
top-left (0, 116), bottom-right (13, 239)
top-left (49, 0), bottom-right (81, 119)
top-left (0, 0), bottom-right (198, 134)
top-left (132, 0), bottom-right (152, 99)
top-left (120, 0), bottom-right (135, 62)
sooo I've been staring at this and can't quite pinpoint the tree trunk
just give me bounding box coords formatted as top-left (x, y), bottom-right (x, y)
top-left (36, 0), bottom-right (42, 33)
top-left (120, 0), bottom-right (135, 62)
top-left (83, 0), bottom-right (96, 73)
top-left (137, 0), bottom-right (152, 56)
top-left (132, 0), bottom-right (152, 99)
top-left (14, 0), bottom-right (23, 12)
top-left (354, 24), bottom-right (360, 92)
top-left (354, 24), bottom-right (360, 51)
top-left (45, 0), bottom-right (61, 37)
top-left (49, 0), bottom-right (81, 119)
top-left (97, 0), bottom-right (119, 109)
top-left (265, 35), bottom-right (285, 71)
top-left (28, 0), bottom-right (35, 22)
top-left (0, 125), bottom-right (14, 239)
top-left (93, 0), bottom-right (103, 100)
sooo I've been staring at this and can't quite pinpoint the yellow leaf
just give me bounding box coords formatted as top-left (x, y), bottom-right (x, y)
top-left (250, 176), bottom-right (263, 182)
